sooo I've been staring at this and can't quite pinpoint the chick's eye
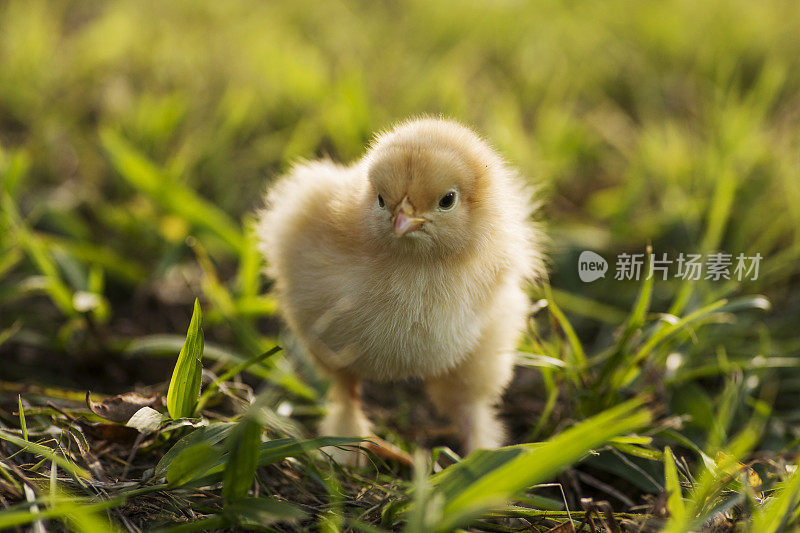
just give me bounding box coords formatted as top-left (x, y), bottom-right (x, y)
top-left (377, 194), bottom-right (385, 208)
top-left (438, 191), bottom-right (457, 210)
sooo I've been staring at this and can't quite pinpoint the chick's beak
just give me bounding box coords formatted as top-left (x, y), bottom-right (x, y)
top-left (392, 197), bottom-right (426, 237)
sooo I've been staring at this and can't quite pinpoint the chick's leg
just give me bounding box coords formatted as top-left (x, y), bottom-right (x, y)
top-left (319, 371), bottom-right (371, 438)
top-left (425, 345), bottom-right (516, 454)
top-left (318, 371), bottom-right (371, 465)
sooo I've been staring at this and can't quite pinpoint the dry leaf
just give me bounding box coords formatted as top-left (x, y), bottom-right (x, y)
top-left (86, 391), bottom-right (161, 424)
top-left (79, 420), bottom-right (140, 442)
top-left (715, 451), bottom-right (762, 488)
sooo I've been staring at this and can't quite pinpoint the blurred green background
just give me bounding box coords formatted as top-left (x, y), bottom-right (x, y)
top-left (1, 0), bottom-right (799, 428)
top-left (2, 0), bottom-right (800, 528)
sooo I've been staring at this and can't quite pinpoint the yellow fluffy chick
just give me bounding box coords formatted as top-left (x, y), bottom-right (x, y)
top-left (257, 118), bottom-right (545, 462)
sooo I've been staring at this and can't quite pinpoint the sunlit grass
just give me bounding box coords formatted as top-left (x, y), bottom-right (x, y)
top-left (1, 0), bottom-right (799, 530)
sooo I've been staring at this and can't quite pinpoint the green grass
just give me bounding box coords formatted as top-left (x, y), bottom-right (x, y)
top-left (1, 0), bottom-right (800, 530)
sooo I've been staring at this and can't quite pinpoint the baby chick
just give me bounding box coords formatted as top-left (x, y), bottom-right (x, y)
top-left (257, 118), bottom-right (545, 462)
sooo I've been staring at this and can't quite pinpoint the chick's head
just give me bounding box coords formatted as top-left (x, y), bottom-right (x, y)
top-left (364, 118), bottom-right (504, 257)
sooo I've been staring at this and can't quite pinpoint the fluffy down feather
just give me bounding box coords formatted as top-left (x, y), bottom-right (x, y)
top-left (257, 118), bottom-right (545, 462)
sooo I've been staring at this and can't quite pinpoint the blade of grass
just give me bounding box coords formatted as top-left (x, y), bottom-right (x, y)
top-left (166, 299), bottom-right (204, 419)
top-left (544, 284), bottom-right (586, 377)
top-left (663, 446), bottom-right (687, 532)
top-left (404, 451), bottom-right (442, 533)
top-left (166, 442), bottom-right (224, 488)
top-left (429, 398), bottom-right (651, 532)
top-left (0, 431), bottom-right (90, 480)
top-left (222, 415), bottom-right (263, 502)
top-left (236, 217), bottom-right (263, 300)
top-left (17, 395), bottom-right (27, 441)
top-left (598, 246), bottom-right (654, 387)
top-left (155, 423), bottom-right (236, 477)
